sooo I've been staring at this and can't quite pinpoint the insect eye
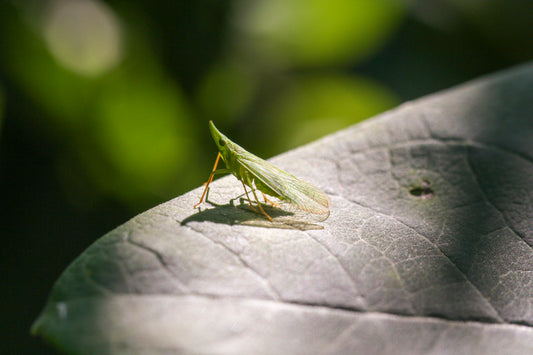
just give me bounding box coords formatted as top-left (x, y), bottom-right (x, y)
top-left (219, 138), bottom-right (226, 146)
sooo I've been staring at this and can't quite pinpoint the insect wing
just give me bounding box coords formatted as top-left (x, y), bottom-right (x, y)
top-left (236, 152), bottom-right (330, 215)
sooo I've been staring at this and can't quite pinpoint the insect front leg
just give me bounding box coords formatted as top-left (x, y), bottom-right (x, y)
top-left (194, 153), bottom-right (221, 208)
top-left (194, 153), bottom-right (232, 209)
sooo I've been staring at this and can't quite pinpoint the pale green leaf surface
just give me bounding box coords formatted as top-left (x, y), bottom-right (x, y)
top-left (32, 63), bottom-right (533, 354)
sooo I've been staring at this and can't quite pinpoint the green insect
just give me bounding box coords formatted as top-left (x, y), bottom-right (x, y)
top-left (194, 121), bottom-right (331, 221)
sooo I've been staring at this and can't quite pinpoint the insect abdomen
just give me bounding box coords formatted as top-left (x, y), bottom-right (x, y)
top-left (233, 163), bottom-right (283, 200)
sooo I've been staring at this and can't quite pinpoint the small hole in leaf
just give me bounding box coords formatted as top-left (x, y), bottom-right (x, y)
top-left (409, 180), bottom-right (434, 199)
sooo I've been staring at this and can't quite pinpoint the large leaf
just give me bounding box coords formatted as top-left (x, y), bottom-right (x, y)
top-left (32, 64), bottom-right (533, 354)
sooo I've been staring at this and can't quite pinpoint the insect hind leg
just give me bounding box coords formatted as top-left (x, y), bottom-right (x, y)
top-left (240, 181), bottom-right (259, 214)
top-left (251, 188), bottom-right (273, 222)
top-left (241, 179), bottom-right (273, 222)
top-left (261, 192), bottom-right (281, 208)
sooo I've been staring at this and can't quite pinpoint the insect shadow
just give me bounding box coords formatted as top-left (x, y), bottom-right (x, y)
top-left (181, 191), bottom-right (324, 231)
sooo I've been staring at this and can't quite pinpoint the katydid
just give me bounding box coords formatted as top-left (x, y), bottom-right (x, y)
top-left (194, 121), bottom-right (331, 221)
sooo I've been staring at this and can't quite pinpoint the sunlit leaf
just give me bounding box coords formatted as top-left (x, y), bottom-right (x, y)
top-left (32, 65), bottom-right (533, 354)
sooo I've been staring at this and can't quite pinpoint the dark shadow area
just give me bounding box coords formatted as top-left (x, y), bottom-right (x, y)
top-left (182, 199), bottom-right (325, 231)
top-left (182, 200), bottom-right (293, 225)
top-left (417, 66), bottom-right (533, 325)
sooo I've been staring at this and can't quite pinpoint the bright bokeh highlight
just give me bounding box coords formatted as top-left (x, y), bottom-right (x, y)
top-left (43, 0), bottom-right (123, 76)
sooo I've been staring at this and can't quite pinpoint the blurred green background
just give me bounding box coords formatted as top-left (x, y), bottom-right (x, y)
top-left (1, 0), bottom-right (532, 353)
